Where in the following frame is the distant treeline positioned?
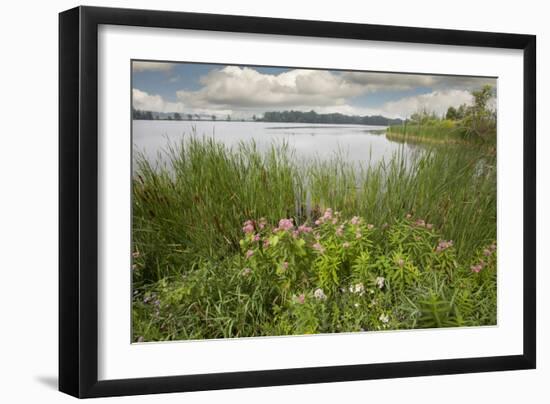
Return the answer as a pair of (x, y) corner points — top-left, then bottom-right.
(261, 110), (402, 126)
(133, 108), (402, 126)
(132, 109), (225, 121)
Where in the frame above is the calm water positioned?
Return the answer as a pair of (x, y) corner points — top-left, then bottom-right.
(133, 120), (417, 168)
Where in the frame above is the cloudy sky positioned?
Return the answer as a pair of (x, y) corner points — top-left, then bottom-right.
(132, 60), (496, 120)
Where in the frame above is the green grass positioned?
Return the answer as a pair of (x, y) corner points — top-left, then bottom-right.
(387, 120), (495, 146)
(132, 136), (497, 341)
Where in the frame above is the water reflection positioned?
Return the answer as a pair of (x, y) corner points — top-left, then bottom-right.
(132, 120), (418, 169)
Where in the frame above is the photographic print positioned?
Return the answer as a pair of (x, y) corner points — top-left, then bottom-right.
(131, 60), (497, 342)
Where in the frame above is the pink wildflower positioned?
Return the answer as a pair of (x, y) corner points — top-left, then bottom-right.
(277, 218), (294, 231)
(296, 294), (305, 304)
(355, 232), (362, 239)
(397, 258), (404, 267)
(242, 220), (255, 234)
(242, 267), (252, 276)
(483, 248), (492, 256)
(471, 264), (482, 273)
(426, 223), (433, 230)
(322, 208), (333, 220)
(336, 225), (344, 236)
(298, 224), (313, 233)
(436, 240), (453, 253)
(253, 234), (261, 242)
(282, 261), (289, 270)
(313, 242), (325, 254)
(245, 249), (254, 259)
(343, 242), (350, 248)
(350, 216), (360, 225)
(367, 224), (374, 230)
(314, 219), (321, 225)
(406, 213), (412, 219)
(263, 239), (270, 248)
(415, 219), (426, 227)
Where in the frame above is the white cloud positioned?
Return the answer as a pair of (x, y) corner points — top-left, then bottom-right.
(176, 66), (364, 110)
(132, 89), (183, 113)
(133, 65), (494, 120)
(341, 72), (494, 92)
(132, 61), (175, 72)
(341, 72), (437, 91)
(172, 67), (493, 118)
(133, 87), (477, 120)
(380, 89), (474, 119)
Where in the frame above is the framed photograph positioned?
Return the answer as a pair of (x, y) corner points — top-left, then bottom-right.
(59, 6), (536, 398)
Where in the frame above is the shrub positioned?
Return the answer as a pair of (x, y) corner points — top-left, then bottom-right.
(132, 210), (497, 341)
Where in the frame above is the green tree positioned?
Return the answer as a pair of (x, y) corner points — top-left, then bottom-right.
(446, 106), (458, 120)
(462, 84), (496, 141)
(456, 104), (467, 120)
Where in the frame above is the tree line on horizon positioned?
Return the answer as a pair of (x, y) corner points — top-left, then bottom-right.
(260, 110), (403, 126)
(132, 108), (404, 126)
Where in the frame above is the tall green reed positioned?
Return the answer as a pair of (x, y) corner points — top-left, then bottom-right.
(132, 136), (496, 285)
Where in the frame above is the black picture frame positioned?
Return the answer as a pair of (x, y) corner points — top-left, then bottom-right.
(59, 5), (536, 398)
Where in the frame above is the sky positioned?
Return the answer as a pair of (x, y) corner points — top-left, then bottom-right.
(132, 60), (496, 120)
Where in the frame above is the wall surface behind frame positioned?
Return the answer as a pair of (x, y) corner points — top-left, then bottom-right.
(0, 0), (546, 403)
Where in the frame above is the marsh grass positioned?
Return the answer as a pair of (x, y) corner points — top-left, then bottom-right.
(387, 121), (496, 147)
(132, 136), (496, 340)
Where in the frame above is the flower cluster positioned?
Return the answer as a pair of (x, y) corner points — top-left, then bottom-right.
(406, 214), (433, 230)
(315, 208), (340, 225)
(471, 242), (497, 273)
(295, 293), (306, 304)
(470, 263), (483, 273)
(276, 218), (294, 232)
(435, 239), (454, 253)
(242, 219), (255, 234)
(349, 283), (365, 295)
(379, 313), (390, 324)
(298, 224), (313, 233)
(312, 242), (325, 254)
(314, 288), (327, 300)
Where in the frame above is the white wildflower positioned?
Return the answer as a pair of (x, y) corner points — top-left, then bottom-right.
(314, 288), (327, 300)
(349, 283), (365, 295)
(375, 276), (385, 289)
(379, 313), (390, 324)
